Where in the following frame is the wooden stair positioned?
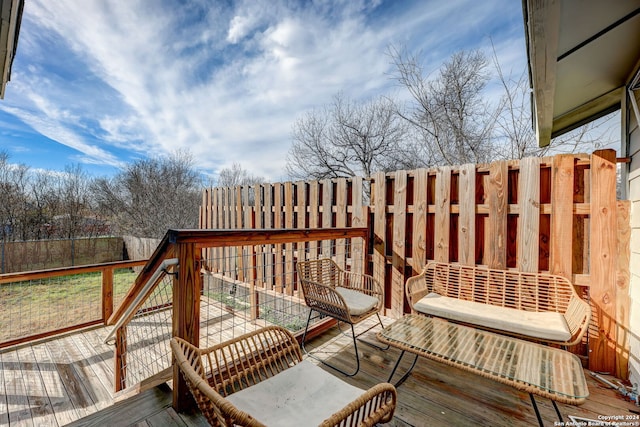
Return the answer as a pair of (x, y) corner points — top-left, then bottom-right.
(65, 383), (208, 427)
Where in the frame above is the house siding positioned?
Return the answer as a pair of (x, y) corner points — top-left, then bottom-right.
(627, 87), (640, 387)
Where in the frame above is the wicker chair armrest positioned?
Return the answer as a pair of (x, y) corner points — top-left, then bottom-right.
(562, 294), (592, 346)
(405, 268), (431, 311)
(319, 382), (397, 427)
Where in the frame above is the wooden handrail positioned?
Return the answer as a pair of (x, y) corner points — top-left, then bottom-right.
(107, 228), (367, 326)
(0, 259), (146, 284)
(167, 227), (368, 247)
(104, 257), (178, 343)
(108, 232), (176, 325)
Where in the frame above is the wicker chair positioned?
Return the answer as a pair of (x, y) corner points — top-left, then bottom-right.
(170, 326), (397, 427)
(297, 258), (386, 376)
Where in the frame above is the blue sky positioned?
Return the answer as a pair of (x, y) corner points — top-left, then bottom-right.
(0, 0), (527, 181)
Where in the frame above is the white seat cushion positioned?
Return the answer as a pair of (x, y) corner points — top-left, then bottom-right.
(336, 287), (378, 316)
(413, 293), (572, 342)
(225, 360), (364, 427)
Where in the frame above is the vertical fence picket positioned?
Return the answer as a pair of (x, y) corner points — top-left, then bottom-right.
(458, 164), (476, 265)
(434, 166), (451, 262)
(274, 183), (284, 293)
(589, 149), (618, 373)
(216, 188), (224, 273)
(351, 176), (365, 274)
(550, 154), (574, 278)
(372, 172), (387, 313)
(518, 157), (540, 273)
(309, 181), (319, 260)
(236, 186), (244, 281)
(487, 161), (508, 269)
(284, 182), (294, 296)
(224, 187), (232, 276)
(201, 189), (209, 266)
(254, 184), (264, 289)
(321, 179), (333, 258)
(391, 171), (407, 318)
(412, 169), (428, 274)
(296, 181), (307, 298)
(336, 178), (347, 269)
(264, 183), (273, 290)
(616, 200), (631, 379)
(244, 186), (253, 279)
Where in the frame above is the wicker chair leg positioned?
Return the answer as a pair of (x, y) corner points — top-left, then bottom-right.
(301, 309), (362, 377)
(354, 313), (390, 351)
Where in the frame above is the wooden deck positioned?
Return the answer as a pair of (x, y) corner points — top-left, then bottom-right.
(1, 316), (637, 426)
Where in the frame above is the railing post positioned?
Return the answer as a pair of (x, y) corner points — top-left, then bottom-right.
(114, 326), (126, 392)
(172, 242), (201, 412)
(102, 266), (114, 323)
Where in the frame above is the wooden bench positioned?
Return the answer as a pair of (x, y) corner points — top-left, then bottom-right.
(405, 262), (591, 346)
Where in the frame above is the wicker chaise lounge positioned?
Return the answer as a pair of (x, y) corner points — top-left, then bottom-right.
(170, 326), (397, 427)
(405, 261), (591, 346)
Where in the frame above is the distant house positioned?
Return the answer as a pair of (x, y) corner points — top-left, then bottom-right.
(0, 0), (23, 99)
(523, 0), (640, 385)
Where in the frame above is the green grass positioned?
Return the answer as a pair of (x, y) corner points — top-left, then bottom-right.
(0, 268), (137, 342)
(205, 288), (307, 332)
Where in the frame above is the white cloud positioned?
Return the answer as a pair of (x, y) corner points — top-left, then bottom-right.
(2, 106), (124, 167)
(3, 0), (526, 180)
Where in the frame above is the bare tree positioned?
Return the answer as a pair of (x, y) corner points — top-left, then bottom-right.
(25, 170), (59, 240)
(93, 150), (202, 238)
(491, 46), (615, 160)
(286, 93), (408, 180)
(217, 162), (264, 187)
(0, 153), (98, 241)
(0, 151), (29, 241)
(389, 46), (497, 167)
(53, 164), (97, 238)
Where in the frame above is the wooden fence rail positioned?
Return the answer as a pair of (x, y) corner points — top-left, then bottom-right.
(200, 150), (631, 378)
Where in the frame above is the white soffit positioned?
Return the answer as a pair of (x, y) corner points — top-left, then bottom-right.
(524, 1), (640, 146)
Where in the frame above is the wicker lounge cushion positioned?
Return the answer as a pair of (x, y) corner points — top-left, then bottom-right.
(413, 293), (572, 342)
(336, 287), (379, 316)
(225, 359), (364, 427)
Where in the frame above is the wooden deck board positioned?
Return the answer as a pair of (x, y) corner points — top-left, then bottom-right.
(1, 315), (638, 427)
(0, 351), (9, 426)
(2, 348), (34, 426)
(15, 346), (57, 426)
(45, 339), (96, 419)
(30, 342), (79, 425)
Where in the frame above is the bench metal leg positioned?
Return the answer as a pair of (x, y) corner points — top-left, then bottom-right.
(551, 400), (564, 423)
(387, 350), (420, 387)
(529, 394), (564, 427)
(529, 394), (544, 426)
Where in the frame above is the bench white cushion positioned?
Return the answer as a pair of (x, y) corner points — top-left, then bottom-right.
(413, 293), (572, 342)
(226, 360), (363, 427)
(336, 287), (378, 316)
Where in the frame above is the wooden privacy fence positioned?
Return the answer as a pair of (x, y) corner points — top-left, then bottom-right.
(0, 236), (124, 273)
(200, 149), (630, 378)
